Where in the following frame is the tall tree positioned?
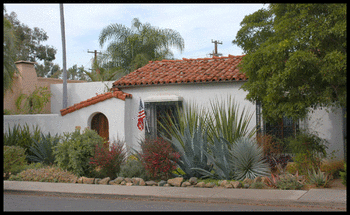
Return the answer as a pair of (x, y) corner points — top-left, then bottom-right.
(99, 18), (185, 74)
(232, 4), (346, 122)
(3, 8), (19, 94)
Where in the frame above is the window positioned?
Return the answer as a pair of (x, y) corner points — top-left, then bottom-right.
(256, 101), (299, 147)
(144, 101), (182, 140)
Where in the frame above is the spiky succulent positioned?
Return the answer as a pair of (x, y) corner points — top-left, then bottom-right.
(231, 137), (270, 181)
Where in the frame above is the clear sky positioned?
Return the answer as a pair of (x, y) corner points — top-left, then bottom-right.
(4, 3), (268, 70)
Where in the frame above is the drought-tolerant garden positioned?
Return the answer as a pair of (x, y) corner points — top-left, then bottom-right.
(4, 97), (346, 190)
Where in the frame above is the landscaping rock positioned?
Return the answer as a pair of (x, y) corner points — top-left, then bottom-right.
(181, 182), (191, 187)
(77, 177), (86, 183)
(189, 177), (198, 185)
(98, 177), (110, 185)
(114, 177), (124, 185)
(164, 184), (171, 187)
(253, 176), (262, 183)
(158, 180), (167, 187)
(167, 177), (183, 187)
(205, 182), (215, 188)
(83, 177), (95, 184)
(120, 181), (126, 185)
(220, 180), (228, 187)
(139, 178), (146, 186)
(243, 178), (253, 185)
(145, 181), (157, 186)
(108, 179), (118, 185)
(132, 177), (142, 185)
(225, 184), (233, 189)
(124, 177), (132, 183)
(195, 182), (206, 188)
(231, 181), (242, 188)
(126, 182), (133, 186)
(94, 178), (101, 184)
(244, 183), (250, 189)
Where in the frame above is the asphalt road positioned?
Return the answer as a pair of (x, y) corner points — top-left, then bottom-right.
(4, 192), (342, 211)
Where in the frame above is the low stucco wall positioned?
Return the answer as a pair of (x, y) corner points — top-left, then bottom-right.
(3, 97), (126, 144)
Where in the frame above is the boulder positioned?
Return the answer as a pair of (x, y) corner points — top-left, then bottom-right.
(230, 181), (242, 188)
(77, 177), (86, 184)
(181, 182), (191, 187)
(225, 184), (233, 189)
(126, 182), (133, 186)
(194, 182), (206, 188)
(164, 184), (171, 187)
(114, 177), (125, 184)
(139, 178), (146, 186)
(167, 177), (183, 187)
(243, 178), (253, 185)
(120, 181), (126, 185)
(158, 180), (167, 187)
(219, 180), (228, 187)
(98, 177), (110, 185)
(145, 181), (157, 186)
(124, 177), (132, 183)
(83, 177), (95, 184)
(205, 182), (215, 188)
(132, 177), (142, 185)
(253, 176), (262, 183)
(189, 177), (198, 185)
(94, 178), (101, 184)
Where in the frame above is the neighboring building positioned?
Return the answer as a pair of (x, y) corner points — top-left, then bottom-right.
(3, 61), (86, 114)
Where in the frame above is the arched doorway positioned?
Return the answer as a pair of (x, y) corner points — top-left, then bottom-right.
(91, 113), (109, 141)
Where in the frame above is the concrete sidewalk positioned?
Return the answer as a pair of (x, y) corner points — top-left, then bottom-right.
(3, 180), (347, 209)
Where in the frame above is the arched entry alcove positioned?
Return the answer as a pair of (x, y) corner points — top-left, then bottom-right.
(90, 112), (109, 141)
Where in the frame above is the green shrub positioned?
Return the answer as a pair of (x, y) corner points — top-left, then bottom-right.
(340, 163), (346, 186)
(286, 131), (328, 175)
(119, 159), (150, 181)
(27, 133), (61, 165)
(276, 173), (304, 190)
(9, 165), (78, 183)
(3, 146), (27, 179)
(53, 128), (105, 177)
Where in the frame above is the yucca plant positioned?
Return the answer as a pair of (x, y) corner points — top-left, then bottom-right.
(206, 95), (255, 149)
(163, 121), (213, 179)
(231, 137), (270, 181)
(27, 133), (61, 165)
(308, 168), (331, 188)
(158, 102), (206, 148)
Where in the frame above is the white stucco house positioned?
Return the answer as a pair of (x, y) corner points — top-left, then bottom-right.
(4, 55), (346, 160)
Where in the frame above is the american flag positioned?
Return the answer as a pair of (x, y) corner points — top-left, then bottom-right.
(137, 99), (146, 131)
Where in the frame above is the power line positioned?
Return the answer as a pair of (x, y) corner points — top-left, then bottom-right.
(87, 49), (101, 74)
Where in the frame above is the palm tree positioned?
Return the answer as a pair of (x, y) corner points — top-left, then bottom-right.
(99, 18), (185, 74)
(3, 13), (19, 95)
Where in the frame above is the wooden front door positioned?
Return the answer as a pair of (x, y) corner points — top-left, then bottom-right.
(91, 113), (109, 141)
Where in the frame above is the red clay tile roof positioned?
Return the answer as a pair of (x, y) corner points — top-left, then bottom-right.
(113, 55), (246, 88)
(60, 89), (132, 116)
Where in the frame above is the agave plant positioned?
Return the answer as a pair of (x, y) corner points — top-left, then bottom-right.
(308, 168), (331, 187)
(162, 121), (213, 179)
(196, 135), (234, 179)
(27, 133), (61, 165)
(231, 137), (270, 181)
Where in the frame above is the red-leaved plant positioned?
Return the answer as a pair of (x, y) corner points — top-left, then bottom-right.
(89, 141), (126, 179)
(140, 137), (180, 181)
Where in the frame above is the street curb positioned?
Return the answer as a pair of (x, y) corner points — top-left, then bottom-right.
(3, 181), (346, 210)
(4, 187), (346, 210)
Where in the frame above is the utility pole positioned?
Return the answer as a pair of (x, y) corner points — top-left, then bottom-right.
(88, 50), (101, 74)
(209, 39), (223, 57)
(60, 4), (67, 109)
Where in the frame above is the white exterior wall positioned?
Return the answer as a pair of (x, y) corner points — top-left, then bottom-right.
(51, 81), (114, 114)
(121, 81), (257, 152)
(305, 107), (345, 160)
